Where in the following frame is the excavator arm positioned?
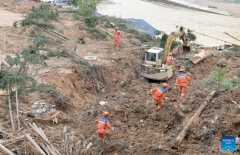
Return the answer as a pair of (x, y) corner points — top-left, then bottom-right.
(163, 27), (188, 63)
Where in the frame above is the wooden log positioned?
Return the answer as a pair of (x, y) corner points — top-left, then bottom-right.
(25, 134), (46, 155)
(231, 100), (240, 109)
(0, 144), (14, 155)
(0, 33), (33, 39)
(173, 91), (216, 148)
(48, 29), (70, 40)
(42, 29), (66, 41)
(0, 135), (25, 145)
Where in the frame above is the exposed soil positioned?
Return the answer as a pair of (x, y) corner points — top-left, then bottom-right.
(0, 1), (240, 155)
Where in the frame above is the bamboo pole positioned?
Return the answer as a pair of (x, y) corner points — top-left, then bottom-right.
(0, 144), (14, 155)
(8, 81), (15, 131)
(15, 82), (20, 130)
(224, 32), (240, 42)
(29, 123), (60, 155)
(190, 30), (240, 47)
(63, 126), (68, 155)
(40, 143), (50, 155)
(1, 38), (5, 70)
(25, 134), (46, 155)
(173, 91), (216, 148)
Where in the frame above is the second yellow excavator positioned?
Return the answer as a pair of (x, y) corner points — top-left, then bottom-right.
(141, 26), (190, 80)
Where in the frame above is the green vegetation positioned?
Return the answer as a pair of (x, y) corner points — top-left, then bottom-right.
(187, 29), (196, 42)
(13, 21), (17, 28)
(0, 35), (61, 94)
(201, 67), (240, 91)
(72, 0), (99, 28)
(185, 60), (193, 71)
(37, 83), (56, 93)
(20, 4), (59, 29)
(90, 28), (107, 39)
(160, 33), (181, 50)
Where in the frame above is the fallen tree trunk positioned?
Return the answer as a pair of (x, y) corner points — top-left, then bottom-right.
(173, 90), (216, 148)
(0, 33), (33, 39)
(0, 144), (14, 155)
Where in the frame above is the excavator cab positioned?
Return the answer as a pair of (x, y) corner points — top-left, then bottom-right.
(141, 47), (176, 80)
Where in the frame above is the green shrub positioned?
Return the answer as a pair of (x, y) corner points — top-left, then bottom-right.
(91, 28), (107, 39)
(201, 67), (240, 91)
(155, 30), (162, 35)
(201, 67), (226, 90)
(185, 60), (193, 71)
(84, 16), (98, 28)
(187, 29), (196, 42)
(20, 4), (58, 29)
(13, 21), (17, 28)
(37, 83), (56, 93)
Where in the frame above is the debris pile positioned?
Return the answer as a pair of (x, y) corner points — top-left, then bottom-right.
(0, 0), (240, 154)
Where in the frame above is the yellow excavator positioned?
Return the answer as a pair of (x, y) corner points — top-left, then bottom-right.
(141, 26), (190, 80)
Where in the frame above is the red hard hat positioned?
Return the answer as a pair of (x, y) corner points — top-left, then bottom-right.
(179, 69), (184, 72)
(117, 31), (121, 34)
(162, 83), (167, 88)
(169, 53), (172, 56)
(115, 27), (118, 29)
(103, 111), (109, 117)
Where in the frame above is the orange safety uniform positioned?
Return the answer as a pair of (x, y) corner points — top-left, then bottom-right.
(116, 34), (120, 49)
(175, 73), (191, 98)
(166, 55), (173, 65)
(95, 117), (112, 140)
(114, 30), (118, 44)
(148, 86), (166, 110)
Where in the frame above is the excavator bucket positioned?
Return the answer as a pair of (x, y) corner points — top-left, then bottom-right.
(182, 45), (190, 54)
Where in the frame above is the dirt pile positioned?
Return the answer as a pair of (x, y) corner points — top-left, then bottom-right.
(0, 0), (240, 155)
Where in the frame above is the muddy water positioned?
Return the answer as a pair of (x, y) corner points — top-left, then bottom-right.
(97, 0), (240, 46)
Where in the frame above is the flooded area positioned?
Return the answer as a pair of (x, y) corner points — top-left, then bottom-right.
(97, 0), (240, 46)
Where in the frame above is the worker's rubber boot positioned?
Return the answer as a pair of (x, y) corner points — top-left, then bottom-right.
(180, 96), (183, 102)
(156, 105), (162, 111)
(104, 134), (109, 140)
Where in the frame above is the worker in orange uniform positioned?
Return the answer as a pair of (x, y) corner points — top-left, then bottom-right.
(95, 111), (114, 142)
(116, 31), (121, 50)
(147, 83), (168, 111)
(166, 53), (174, 65)
(175, 69), (191, 101)
(113, 27), (118, 45)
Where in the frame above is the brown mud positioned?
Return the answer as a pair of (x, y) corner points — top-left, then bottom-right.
(0, 1), (240, 155)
